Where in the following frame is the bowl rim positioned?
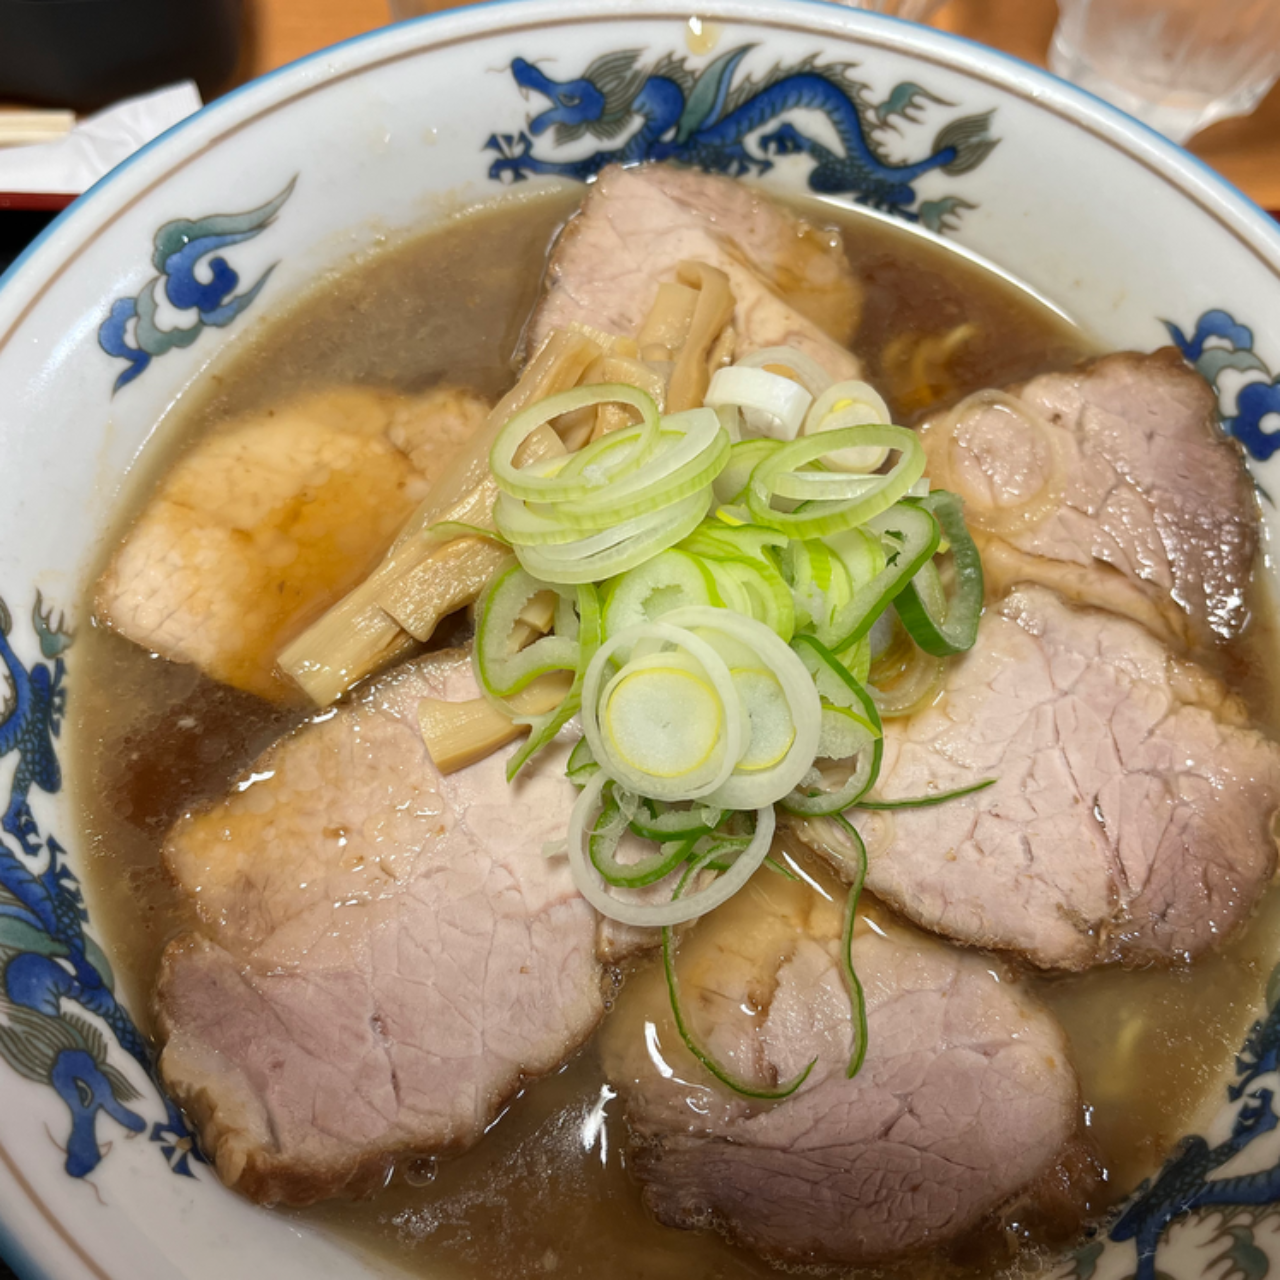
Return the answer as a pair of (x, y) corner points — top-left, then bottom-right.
(3, 0), (1280, 328)
(3, 2), (1280, 1277)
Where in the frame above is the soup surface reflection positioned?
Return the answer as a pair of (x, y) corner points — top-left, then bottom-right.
(72, 187), (1280, 1279)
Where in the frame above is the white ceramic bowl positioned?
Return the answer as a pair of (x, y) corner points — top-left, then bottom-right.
(3, 4), (1280, 1278)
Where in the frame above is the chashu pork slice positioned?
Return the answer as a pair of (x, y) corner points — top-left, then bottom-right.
(921, 349), (1258, 649)
(155, 649), (604, 1205)
(601, 874), (1083, 1265)
(529, 164), (862, 379)
(793, 585), (1280, 971)
(97, 384), (489, 702)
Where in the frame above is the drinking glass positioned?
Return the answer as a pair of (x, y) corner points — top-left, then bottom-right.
(1050, 0), (1280, 144)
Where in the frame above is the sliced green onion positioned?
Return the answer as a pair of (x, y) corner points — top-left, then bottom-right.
(733, 346), (833, 397)
(731, 667), (797, 772)
(602, 549), (719, 652)
(893, 491), (984, 657)
(663, 887), (816, 1100)
(664, 607), (821, 810)
(543, 411), (728, 528)
(582, 622), (743, 801)
(705, 365), (813, 441)
(823, 503), (941, 652)
(494, 417), (725, 539)
(491, 383), (659, 501)
(628, 798), (725, 842)
(475, 563), (578, 699)
(712, 438), (783, 506)
(856, 777), (997, 809)
(603, 655), (724, 780)
(823, 526), (887, 589)
(701, 556), (795, 641)
(505, 582), (602, 780)
(495, 402), (728, 586)
(566, 735), (600, 785)
(832, 814), (869, 1079)
(817, 704), (877, 761)
(680, 516), (788, 566)
(746, 426), (925, 538)
(511, 488), (712, 585)
(803, 381), (893, 473)
(566, 771), (775, 926)
(589, 785), (693, 887)
(782, 635), (883, 816)
(835, 634), (872, 685)
(783, 539), (852, 638)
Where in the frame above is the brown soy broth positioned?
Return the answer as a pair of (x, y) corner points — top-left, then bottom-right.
(67, 181), (1277, 1278)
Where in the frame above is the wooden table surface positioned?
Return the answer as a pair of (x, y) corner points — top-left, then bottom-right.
(235, 0), (1280, 209)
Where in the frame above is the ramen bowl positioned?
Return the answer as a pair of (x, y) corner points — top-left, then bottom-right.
(2, 3), (1280, 1278)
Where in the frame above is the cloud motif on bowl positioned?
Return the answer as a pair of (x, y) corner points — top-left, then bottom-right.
(1167, 310), (1280, 461)
(485, 46), (998, 231)
(97, 179), (294, 393)
(0, 594), (202, 1181)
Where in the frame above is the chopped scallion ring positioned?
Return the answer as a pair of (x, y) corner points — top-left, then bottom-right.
(803, 380), (894, 473)
(662, 606), (821, 810)
(893, 491), (985, 657)
(475, 563), (578, 699)
(856, 777), (997, 809)
(733, 346), (834, 398)
(566, 771), (775, 926)
(705, 365), (813, 442)
(491, 383), (660, 502)
(782, 635), (883, 816)
(581, 622), (743, 801)
(602, 549), (720, 654)
(822, 504), (941, 652)
(603, 657), (724, 780)
(504, 581), (601, 781)
(746, 426), (926, 538)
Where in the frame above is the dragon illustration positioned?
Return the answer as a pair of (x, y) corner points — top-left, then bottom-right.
(0, 593), (201, 1178)
(486, 46), (997, 228)
(1108, 968), (1280, 1280)
(0, 593), (69, 855)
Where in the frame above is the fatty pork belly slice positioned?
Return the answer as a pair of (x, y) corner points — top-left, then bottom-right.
(529, 163), (862, 379)
(97, 384), (489, 702)
(154, 650), (603, 1205)
(794, 585), (1280, 971)
(601, 875), (1081, 1266)
(921, 349), (1257, 649)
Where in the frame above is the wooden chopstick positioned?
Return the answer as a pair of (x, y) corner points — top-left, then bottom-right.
(0, 109), (77, 148)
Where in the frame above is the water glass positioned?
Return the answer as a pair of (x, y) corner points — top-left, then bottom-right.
(1050, 0), (1280, 144)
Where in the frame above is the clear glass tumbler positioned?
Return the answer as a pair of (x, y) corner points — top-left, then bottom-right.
(1050, 0), (1280, 144)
